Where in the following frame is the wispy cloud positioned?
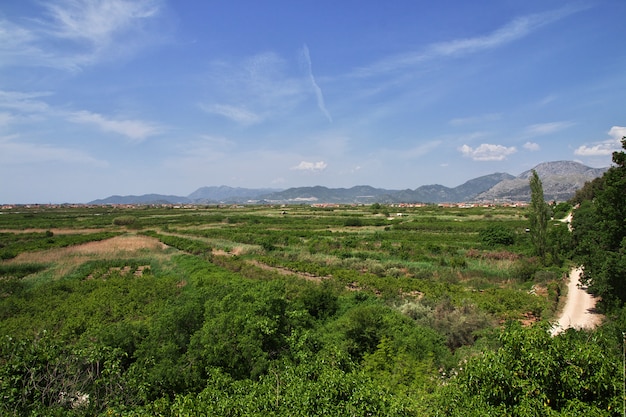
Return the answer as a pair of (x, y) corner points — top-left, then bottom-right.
(42, 0), (160, 46)
(205, 52), (308, 125)
(0, 90), (161, 141)
(0, 112), (15, 127)
(1, 0), (164, 71)
(382, 140), (442, 160)
(291, 161), (328, 172)
(459, 143), (517, 161)
(0, 135), (107, 166)
(0, 90), (53, 113)
(354, 6), (585, 77)
(574, 126), (626, 156)
(524, 121), (574, 136)
(449, 113), (501, 126)
(68, 110), (163, 141)
(199, 104), (262, 125)
(300, 44), (332, 123)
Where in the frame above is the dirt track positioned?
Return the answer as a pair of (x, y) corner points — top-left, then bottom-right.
(551, 267), (603, 336)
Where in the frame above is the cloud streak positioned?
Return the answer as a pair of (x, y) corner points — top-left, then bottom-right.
(0, 135), (107, 167)
(200, 103), (262, 125)
(68, 111), (163, 141)
(301, 44), (332, 123)
(524, 121), (574, 136)
(0, 90), (162, 141)
(354, 5), (585, 77)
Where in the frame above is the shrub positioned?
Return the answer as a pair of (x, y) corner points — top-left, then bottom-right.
(479, 225), (515, 247)
(112, 216), (137, 226)
(344, 217), (363, 227)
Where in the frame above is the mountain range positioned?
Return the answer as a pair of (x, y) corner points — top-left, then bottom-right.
(88, 161), (608, 205)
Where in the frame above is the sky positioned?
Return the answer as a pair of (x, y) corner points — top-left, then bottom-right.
(1, 0), (625, 203)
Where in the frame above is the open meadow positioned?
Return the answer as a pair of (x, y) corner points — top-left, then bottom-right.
(0, 204), (622, 416)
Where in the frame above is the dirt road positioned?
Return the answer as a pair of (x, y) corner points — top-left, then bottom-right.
(551, 267), (604, 336)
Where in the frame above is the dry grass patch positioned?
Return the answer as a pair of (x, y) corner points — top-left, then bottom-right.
(4, 234), (170, 279)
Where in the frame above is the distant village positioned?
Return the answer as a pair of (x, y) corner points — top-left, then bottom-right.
(1, 201), (530, 211)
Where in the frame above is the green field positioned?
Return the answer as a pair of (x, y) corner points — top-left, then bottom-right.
(0, 204), (622, 416)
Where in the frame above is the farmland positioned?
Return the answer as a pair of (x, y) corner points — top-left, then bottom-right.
(0, 204), (622, 416)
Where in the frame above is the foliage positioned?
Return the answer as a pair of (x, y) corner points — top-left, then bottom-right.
(573, 137), (626, 309)
(436, 322), (621, 416)
(480, 224), (515, 247)
(0, 332), (130, 416)
(569, 175), (605, 205)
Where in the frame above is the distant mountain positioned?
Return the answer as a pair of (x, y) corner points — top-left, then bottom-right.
(476, 161), (608, 202)
(88, 161), (607, 205)
(188, 186), (281, 203)
(258, 173), (515, 204)
(89, 194), (191, 205)
(410, 172), (515, 203)
(259, 185), (396, 204)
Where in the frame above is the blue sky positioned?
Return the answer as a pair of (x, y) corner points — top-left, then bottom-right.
(1, 0), (625, 203)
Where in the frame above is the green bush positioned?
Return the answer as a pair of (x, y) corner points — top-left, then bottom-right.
(479, 225), (515, 247)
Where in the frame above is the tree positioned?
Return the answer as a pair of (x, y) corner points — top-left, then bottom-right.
(574, 137), (626, 308)
(528, 170), (550, 261)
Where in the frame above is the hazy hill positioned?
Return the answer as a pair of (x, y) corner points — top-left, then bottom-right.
(89, 194), (191, 205)
(88, 161), (607, 205)
(259, 186), (395, 204)
(188, 186), (281, 203)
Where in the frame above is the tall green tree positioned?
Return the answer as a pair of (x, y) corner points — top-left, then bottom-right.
(528, 169), (550, 261)
(574, 137), (626, 308)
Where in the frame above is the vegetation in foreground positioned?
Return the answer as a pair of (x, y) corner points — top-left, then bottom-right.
(1, 139), (625, 416)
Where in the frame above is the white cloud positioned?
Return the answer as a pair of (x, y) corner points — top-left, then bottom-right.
(68, 110), (162, 141)
(199, 103), (262, 125)
(574, 126), (626, 156)
(300, 44), (332, 122)
(523, 142), (540, 151)
(459, 143), (517, 161)
(525, 121), (573, 136)
(291, 161), (328, 172)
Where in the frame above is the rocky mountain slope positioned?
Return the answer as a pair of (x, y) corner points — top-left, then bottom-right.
(476, 161), (607, 202)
